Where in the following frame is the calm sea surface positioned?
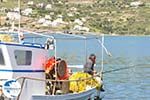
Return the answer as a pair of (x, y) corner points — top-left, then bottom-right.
(25, 35), (150, 100)
(101, 36), (150, 100)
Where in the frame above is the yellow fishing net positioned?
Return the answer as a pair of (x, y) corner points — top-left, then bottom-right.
(69, 72), (101, 93)
(0, 34), (14, 42)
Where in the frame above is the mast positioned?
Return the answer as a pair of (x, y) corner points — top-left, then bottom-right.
(101, 34), (104, 74)
(18, 0), (21, 42)
(85, 37), (87, 64)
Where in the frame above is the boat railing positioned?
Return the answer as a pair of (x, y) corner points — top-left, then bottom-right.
(16, 72), (102, 100)
(16, 73), (101, 82)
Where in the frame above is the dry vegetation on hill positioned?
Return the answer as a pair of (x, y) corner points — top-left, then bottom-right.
(0, 0), (150, 35)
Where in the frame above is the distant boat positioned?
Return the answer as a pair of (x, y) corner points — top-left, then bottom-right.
(0, 31), (108, 100)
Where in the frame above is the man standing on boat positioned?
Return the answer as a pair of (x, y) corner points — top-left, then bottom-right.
(84, 54), (96, 75)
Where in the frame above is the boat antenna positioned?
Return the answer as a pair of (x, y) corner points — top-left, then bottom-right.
(85, 37), (87, 64)
(17, 0), (21, 42)
(101, 34), (104, 73)
(98, 34), (112, 75)
(100, 34), (104, 76)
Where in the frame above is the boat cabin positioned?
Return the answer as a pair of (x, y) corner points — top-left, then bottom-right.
(0, 42), (48, 100)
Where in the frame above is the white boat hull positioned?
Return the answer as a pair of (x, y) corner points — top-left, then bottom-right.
(32, 88), (97, 100)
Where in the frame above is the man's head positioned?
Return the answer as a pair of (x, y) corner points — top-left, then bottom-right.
(89, 54), (96, 63)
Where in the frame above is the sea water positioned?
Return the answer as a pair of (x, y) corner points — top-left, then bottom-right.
(102, 36), (150, 100)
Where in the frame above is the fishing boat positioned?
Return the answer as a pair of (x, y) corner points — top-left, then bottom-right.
(0, 30), (111, 100)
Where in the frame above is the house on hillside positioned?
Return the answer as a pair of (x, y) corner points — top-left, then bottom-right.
(130, 1), (144, 7)
(67, 0), (96, 4)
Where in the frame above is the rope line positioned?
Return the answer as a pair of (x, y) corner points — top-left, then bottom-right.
(102, 63), (148, 74)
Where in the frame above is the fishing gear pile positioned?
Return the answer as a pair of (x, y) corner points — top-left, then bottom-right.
(69, 72), (101, 93)
(0, 34), (14, 42)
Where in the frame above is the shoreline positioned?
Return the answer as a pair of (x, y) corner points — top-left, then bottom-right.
(0, 26), (149, 37)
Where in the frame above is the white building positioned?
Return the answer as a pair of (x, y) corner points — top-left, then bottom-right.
(130, 1), (144, 7)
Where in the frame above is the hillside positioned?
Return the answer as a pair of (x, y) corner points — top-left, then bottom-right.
(0, 0), (150, 35)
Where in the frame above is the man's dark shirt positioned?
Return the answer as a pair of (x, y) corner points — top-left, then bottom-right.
(84, 59), (94, 75)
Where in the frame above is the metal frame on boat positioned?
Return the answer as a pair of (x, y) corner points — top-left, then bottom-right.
(0, 31), (111, 100)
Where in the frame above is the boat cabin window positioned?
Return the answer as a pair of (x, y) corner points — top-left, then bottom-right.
(0, 48), (5, 65)
(14, 50), (32, 65)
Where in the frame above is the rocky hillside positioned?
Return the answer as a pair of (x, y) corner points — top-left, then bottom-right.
(0, 0), (150, 35)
